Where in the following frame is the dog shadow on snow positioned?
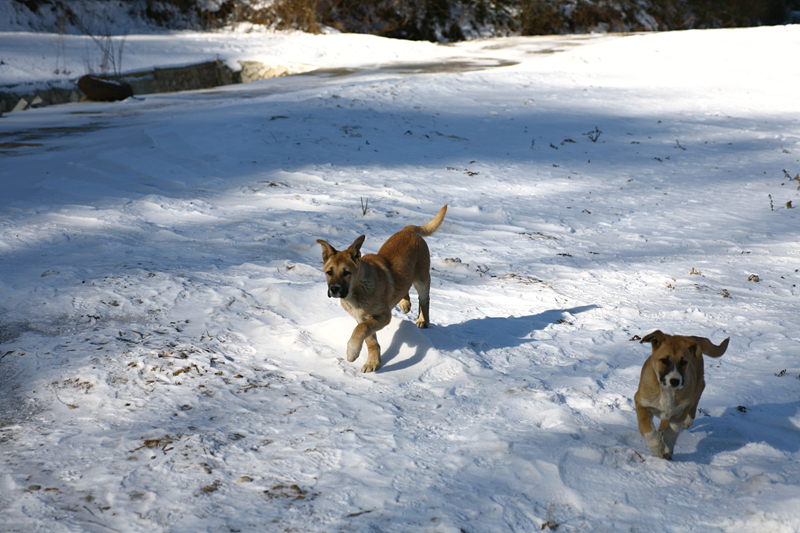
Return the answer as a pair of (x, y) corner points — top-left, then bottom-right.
(378, 305), (597, 373)
(677, 400), (800, 462)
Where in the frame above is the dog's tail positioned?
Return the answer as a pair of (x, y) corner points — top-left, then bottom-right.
(411, 205), (447, 237)
(690, 336), (729, 358)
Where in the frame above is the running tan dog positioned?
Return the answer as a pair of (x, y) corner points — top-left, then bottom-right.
(317, 206), (447, 373)
(635, 330), (729, 459)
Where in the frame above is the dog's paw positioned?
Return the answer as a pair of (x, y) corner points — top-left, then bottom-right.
(346, 341), (362, 362)
(644, 431), (669, 458)
(399, 299), (412, 313)
(682, 416), (694, 429)
(361, 360), (380, 373)
(654, 443), (673, 459)
(415, 317), (429, 329)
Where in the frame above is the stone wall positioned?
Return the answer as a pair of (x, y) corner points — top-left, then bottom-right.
(119, 60), (240, 96)
(0, 84), (82, 115)
(1, 60), (309, 115)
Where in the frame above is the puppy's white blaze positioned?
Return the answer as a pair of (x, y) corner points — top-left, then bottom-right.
(662, 368), (683, 389)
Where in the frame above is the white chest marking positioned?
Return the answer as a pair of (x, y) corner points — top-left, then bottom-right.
(642, 388), (687, 420)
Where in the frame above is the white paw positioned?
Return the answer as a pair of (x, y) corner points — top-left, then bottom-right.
(416, 317), (429, 329)
(644, 431), (669, 458)
(346, 341), (361, 362)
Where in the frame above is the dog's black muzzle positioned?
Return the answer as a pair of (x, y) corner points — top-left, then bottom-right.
(327, 285), (347, 298)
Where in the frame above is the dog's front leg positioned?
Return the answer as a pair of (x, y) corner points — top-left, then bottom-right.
(347, 313), (391, 371)
(659, 419), (683, 460)
(346, 321), (370, 362)
(636, 403), (669, 459)
(681, 399), (700, 430)
(361, 334), (381, 373)
(346, 334), (363, 363)
(643, 429), (669, 459)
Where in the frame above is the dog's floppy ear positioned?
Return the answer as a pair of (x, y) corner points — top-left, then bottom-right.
(316, 239), (337, 263)
(641, 330), (666, 349)
(348, 235), (366, 263)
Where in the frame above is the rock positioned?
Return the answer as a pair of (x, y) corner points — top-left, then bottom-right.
(237, 61), (312, 83)
(77, 75), (134, 102)
(12, 98), (28, 112)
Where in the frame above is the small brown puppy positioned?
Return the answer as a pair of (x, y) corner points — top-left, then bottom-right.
(635, 330), (729, 459)
(317, 206), (447, 373)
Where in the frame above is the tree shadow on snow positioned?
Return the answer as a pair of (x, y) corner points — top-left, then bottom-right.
(678, 400), (800, 462)
(378, 304), (597, 372)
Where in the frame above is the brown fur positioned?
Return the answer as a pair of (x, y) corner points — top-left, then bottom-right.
(317, 206), (447, 372)
(634, 330), (729, 459)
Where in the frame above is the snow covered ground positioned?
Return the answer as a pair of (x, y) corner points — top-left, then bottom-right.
(1, 21), (800, 533)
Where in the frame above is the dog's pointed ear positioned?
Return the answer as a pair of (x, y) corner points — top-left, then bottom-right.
(688, 342), (703, 361)
(348, 235), (366, 263)
(641, 330), (666, 350)
(317, 239), (337, 263)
